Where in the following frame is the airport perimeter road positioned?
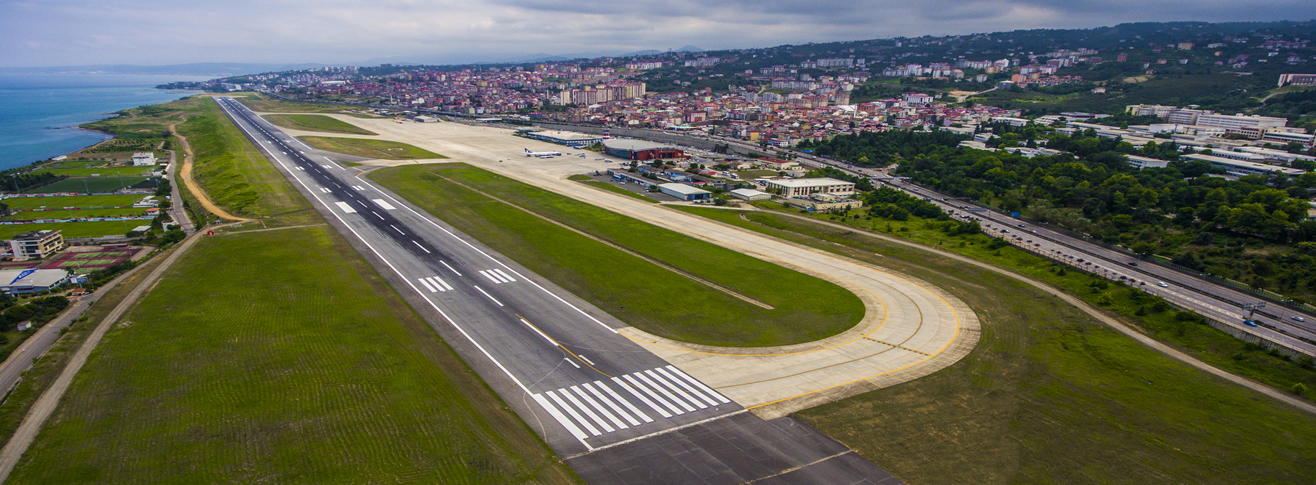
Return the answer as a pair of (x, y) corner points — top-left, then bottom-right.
(216, 98), (900, 484)
(702, 134), (1316, 356)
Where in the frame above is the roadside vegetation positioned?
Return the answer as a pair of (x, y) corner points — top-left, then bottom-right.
(370, 163), (864, 347)
(676, 205), (1316, 483)
(300, 136), (442, 160)
(261, 114), (377, 135)
(6, 225), (576, 484)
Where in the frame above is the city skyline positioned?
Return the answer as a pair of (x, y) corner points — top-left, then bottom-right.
(1, 0), (1311, 68)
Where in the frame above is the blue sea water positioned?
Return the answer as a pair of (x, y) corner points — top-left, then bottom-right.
(0, 74), (212, 171)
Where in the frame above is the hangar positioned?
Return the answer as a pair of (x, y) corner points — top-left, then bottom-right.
(0, 268), (70, 295)
(602, 139), (685, 161)
(658, 183), (711, 201)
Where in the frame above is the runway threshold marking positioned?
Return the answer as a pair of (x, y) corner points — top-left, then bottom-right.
(533, 367), (729, 440)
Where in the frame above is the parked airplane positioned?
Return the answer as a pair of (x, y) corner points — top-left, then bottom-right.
(525, 148), (562, 157)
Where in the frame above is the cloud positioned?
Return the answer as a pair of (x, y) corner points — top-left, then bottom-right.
(0, 0), (1307, 67)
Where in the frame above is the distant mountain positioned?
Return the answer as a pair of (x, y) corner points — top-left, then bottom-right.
(0, 62), (329, 77)
(675, 45), (704, 53)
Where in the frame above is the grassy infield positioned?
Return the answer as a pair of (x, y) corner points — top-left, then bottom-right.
(672, 205), (1316, 483)
(262, 114), (378, 135)
(371, 165), (862, 347)
(4, 97), (576, 484)
(300, 136), (443, 160)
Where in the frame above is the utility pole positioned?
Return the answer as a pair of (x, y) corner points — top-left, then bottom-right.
(1242, 302), (1267, 320)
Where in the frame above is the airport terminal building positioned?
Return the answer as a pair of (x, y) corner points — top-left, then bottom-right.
(523, 130), (603, 148)
(602, 139), (685, 161)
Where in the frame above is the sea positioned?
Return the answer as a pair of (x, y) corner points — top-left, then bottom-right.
(0, 73), (213, 171)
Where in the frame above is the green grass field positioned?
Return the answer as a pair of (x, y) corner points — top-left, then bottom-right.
(0, 221), (136, 239)
(301, 136), (443, 160)
(3, 208), (147, 222)
(262, 114), (377, 135)
(1, 195), (142, 210)
(370, 164), (863, 347)
(6, 226), (576, 484)
(675, 206), (1316, 483)
(32, 166), (156, 178)
(567, 175), (658, 203)
(233, 94), (377, 118)
(23, 177), (156, 194)
(179, 98), (316, 225)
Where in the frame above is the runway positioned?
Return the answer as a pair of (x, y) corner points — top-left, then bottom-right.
(214, 97), (900, 484)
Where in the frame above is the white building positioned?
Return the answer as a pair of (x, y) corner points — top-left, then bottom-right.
(0, 268), (70, 295)
(1126, 155), (1170, 170)
(1181, 153), (1307, 177)
(132, 152), (156, 166)
(763, 177), (856, 198)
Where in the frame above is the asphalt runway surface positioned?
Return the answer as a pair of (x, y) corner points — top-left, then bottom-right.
(215, 97), (900, 484)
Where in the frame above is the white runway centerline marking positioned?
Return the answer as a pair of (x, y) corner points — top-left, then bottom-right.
(412, 240), (430, 253)
(440, 261), (462, 276)
(473, 285), (503, 306)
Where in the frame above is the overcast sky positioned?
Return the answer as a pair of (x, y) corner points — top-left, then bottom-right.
(0, 0), (1308, 67)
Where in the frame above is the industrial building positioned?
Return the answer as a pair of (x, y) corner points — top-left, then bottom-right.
(0, 268), (70, 295)
(8, 230), (64, 260)
(730, 188), (771, 201)
(523, 130), (603, 147)
(602, 140), (684, 161)
(658, 183), (711, 201)
(762, 177), (856, 198)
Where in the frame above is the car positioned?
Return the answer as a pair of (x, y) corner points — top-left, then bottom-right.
(1293, 316), (1307, 322)
(1243, 320), (1259, 327)
(1077, 258), (1085, 262)
(1157, 282), (1168, 287)
(1018, 224), (1025, 228)
(1127, 262), (1138, 266)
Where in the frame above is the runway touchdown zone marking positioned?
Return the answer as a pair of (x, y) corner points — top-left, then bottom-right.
(478, 269), (516, 284)
(417, 276), (454, 293)
(531, 366), (729, 439)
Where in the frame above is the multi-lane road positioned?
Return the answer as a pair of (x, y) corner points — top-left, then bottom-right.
(694, 133), (1316, 356)
(214, 98), (899, 484)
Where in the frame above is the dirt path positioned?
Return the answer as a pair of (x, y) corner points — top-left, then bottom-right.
(0, 230), (210, 482)
(168, 121), (249, 222)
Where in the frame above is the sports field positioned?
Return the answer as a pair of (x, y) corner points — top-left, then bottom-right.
(32, 167), (156, 178)
(676, 206), (1316, 484)
(1, 195), (142, 211)
(23, 177), (155, 194)
(6, 226), (575, 484)
(300, 136), (442, 160)
(2, 208), (146, 222)
(262, 114), (377, 135)
(370, 163), (863, 347)
(0, 221), (134, 239)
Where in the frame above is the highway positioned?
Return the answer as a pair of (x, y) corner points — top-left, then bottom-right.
(695, 133), (1316, 356)
(214, 97), (899, 484)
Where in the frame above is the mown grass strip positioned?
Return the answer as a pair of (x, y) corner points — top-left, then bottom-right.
(567, 175), (658, 203)
(262, 114), (377, 135)
(6, 226), (576, 484)
(370, 163), (862, 347)
(300, 136), (443, 160)
(675, 206), (1316, 484)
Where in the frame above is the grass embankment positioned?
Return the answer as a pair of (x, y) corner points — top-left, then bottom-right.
(300, 136), (442, 160)
(676, 206), (1316, 484)
(567, 175), (657, 203)
(6, 226), (576, 484)
(262, 114), (377, 135)
(370, 164), (862, 347)
(178, 98), (318, 227)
